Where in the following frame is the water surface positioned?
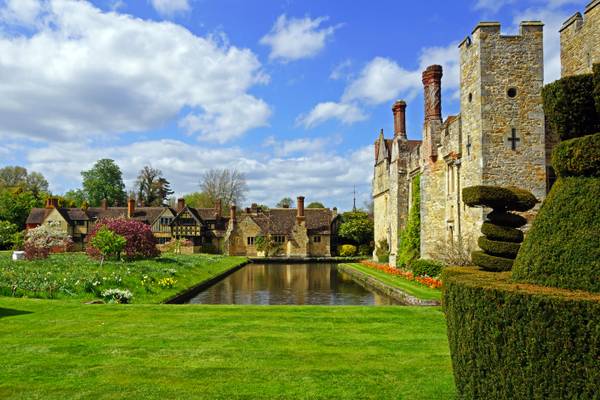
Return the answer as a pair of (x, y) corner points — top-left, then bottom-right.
(187, 263), (400, 305)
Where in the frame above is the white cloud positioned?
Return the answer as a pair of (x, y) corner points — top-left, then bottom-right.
(264, 135), (343, 157)
(150, 0), (190, 16)
(0, 0), (44, 26)
(330, 59), (353, 80)
(25, 139), (373, 210)
(0, 0), (270, 143)
(260, 14), (340, 62)
(296, 102), (367, 128)
(474, 0), (517, 13)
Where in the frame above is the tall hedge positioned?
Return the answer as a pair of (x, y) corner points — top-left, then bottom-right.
(594, 63), (600, 116)
(397, 174), (420, 267)
(543, 73), (599, 141)
(443, 267), (600, 399)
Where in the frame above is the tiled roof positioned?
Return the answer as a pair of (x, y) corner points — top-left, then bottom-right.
(25, 208), (52, 225)
(240, 208), (333, 236)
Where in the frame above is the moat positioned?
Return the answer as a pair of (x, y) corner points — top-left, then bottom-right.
(186, 263), (401, 305)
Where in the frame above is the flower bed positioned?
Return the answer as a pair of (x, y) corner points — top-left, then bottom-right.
(360, 260), (442, 289)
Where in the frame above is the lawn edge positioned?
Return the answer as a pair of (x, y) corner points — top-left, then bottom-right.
(338, 263), (440, 306)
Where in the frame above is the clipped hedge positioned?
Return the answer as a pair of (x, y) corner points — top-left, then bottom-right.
(462, 186), (537, 212)
(477, 236), (520, 258)
(481, 222), (523, 242)
(595, 64), (600, 115)
(551, 132), (600, 177)
(443, 267), (600, 399)
(486, 211), (527, 228)
(411, 259), (444, 278)
(542, 73), (599, 140)
(471, 251), (513, 272)
(513, 176), (600, 293)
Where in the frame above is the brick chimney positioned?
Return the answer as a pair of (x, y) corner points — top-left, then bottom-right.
(230, 204), (237, 226)
(128, 198), (135, 219)
(296, 196), (305, 224)
(215, 199), (222, 219)
(45, 197), (59, 209)
(422, 65), (443, 122)
(392, 100), (407, 139)
(101, 199), (108, 210)
(177, 198), (185, 212)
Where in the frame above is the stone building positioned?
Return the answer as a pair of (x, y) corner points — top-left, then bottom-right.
(373, 21), (550, 265)
(560, 0), (600, 78)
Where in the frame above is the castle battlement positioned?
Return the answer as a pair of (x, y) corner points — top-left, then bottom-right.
(560, 0), (600, 77)
(459, 21), (544, 50)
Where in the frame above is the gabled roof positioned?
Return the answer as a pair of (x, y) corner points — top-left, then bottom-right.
(25, 208), (52, 225)
(239, 208), (334, 236)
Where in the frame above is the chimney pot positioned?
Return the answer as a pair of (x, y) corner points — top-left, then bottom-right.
(392, 100), (407, 139)
(296, 196), (305, 223)
(422, 65), (443, 122)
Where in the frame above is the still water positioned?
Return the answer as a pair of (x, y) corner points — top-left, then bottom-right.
(187, 263), (400, 305)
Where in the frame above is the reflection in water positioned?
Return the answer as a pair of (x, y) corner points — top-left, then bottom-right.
(187, 263), (401, 305)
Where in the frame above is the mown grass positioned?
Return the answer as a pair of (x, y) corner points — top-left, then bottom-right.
(0, 297), (455, 399)
(0, 252), (247, 303)
(342, 263), (441, 301)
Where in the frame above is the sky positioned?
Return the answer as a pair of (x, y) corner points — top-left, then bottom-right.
(0, 0), (589, 210)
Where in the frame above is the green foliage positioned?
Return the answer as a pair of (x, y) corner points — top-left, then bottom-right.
(358, 244), (373, 256)
(443, 267), (600, 399)
(135, 166), (173, 206)
(595, 64), (600, 115)
(462, 185), (537, 212)
(90, 227), (127, 266)
(0, 221), (19, 250)
(339, 244), (357, 257)
(81, 159), (127, 207)
(551, 132), (600, 177)
(183, 191), (214, 209)
(481, 222), (523, 243)
(398, 175), (420, 267)
(543, 73), (599, 140)
(486, 211), (527, 228)
(471, 251), (513, 272)
(306, 201), (325, 208)
(63, 189), (88, 208)
(0, 166), (49, 196)
(411, 259), (444, 278)
(513, 176), (600, 293)
(375, 239), (389, 263)
(276, 197), (294, 208)
(337, 211), (373, 245)
(477, 236), (520, 258)
(0, 189), (43, 228)
(11, 230), (24, 250)
(255, 235), (280, 257)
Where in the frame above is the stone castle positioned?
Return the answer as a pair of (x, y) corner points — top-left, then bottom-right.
(373, 0), (600, 266)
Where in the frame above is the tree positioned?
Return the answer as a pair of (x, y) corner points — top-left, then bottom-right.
(24, 221), (73, 260)
(86, 218), (159, 260)
(81, 159), (126, 207)
(0, 166), (48, 196)
(276, 197), (294, 208)
(183, 191), (214, 208)
(155, 177), (174, 206)
(135, 166), (173, 206)
(338, 211), (374, 245)
(255, 235), (280, 257)
(25, 172), (49, 197)
(307, 201), (325, 208)
(63, 189), (88, 207)
(200, 169), (247, 207)
(0, 189), (43, 228)
(90, 227), (127, 267)
(0, 221), (19, 250)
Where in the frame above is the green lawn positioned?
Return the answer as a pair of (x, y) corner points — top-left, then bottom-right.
(0, 297), (455, 399)
(342, 263), (442, 302)
(0, 252), (247, 303)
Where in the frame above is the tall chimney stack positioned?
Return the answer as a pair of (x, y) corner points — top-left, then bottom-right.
(392, 100), (407, 139)
(128, 198), (135, 219)
(230, 205), (237, 225)
(296, 196), (305, 224)
(422, 65), (443, 122)
(177, 198), (185, 212)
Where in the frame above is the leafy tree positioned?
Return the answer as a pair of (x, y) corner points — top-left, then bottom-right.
(81, 159), (126, 207)
(25, 172), (49, 197)
(0, 189), (43, 228)
(0, 166), (28, 187)
(90, 227), (127, 267)
(0, 221), (19, 250)
(63, 189), (88, 207)
(135, 166), (173, 206)
(255, 235), (280, 257)
(183, 191), (214, 208)
(200, 168), (247, 207)
(307, 201), (325, 208)
(338, 211), (374, 246)
(276, 197), (294, 208)
(0, 166), (48, 196)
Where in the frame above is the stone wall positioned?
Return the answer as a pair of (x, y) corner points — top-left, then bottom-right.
(308, 234), (331, 257)
(560, 0), (600, 77)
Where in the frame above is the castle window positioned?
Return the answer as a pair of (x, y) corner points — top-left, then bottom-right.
(468, 93), (473, 103)
(313, 235), (322, 243)
(273, 235), (286, 244)
(247, 237), (255, 245)
(507, 87), (517, 98)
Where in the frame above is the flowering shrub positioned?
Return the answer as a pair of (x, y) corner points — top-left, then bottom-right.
(360, 260), (442, 289)
(339, 244), (357, 257)
(24, 221), (73, 260)
(101, 288), (133, 304)
(158, 277), (177, 288)
(86, 218), (159, 260)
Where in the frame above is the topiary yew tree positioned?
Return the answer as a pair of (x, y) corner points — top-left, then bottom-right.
(462, 185), (537, 272)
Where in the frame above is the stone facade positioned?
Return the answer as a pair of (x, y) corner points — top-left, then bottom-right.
(560, 0), (600, 77)
(374, 21), (550, 264)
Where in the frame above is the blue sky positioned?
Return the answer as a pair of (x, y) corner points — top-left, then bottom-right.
(0, 0), (588, 210)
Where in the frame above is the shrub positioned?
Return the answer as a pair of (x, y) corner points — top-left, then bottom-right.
(24, 221), (73, 260)
(358, 244), (373, 256)
(551, 132), (600, 177)
(471, 251), (513, 272)
(337, 211), (374, 246)
(398, 174), (420, 267)
(443, 267), (600, 399)
(89, 227), (127, 266)
(595, 63), (600, 115)
(86, 218), (159, 260)
(462, 186), (538, 212)
(0, 221), (18, 250)
(375, 239), (389, 263)
(477, 236), (520, 258)
(101, 288), (133, 304)
(255, 235), (280, 257)
(411, 259), (444, 277)
(542, 73), (599, 140)
(481, 221), (523, 242)
(486, 211), (527, 228)
(339, 244), (357, 257)
(513, 176), (600, 293)
(11, 230), (24, 250)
